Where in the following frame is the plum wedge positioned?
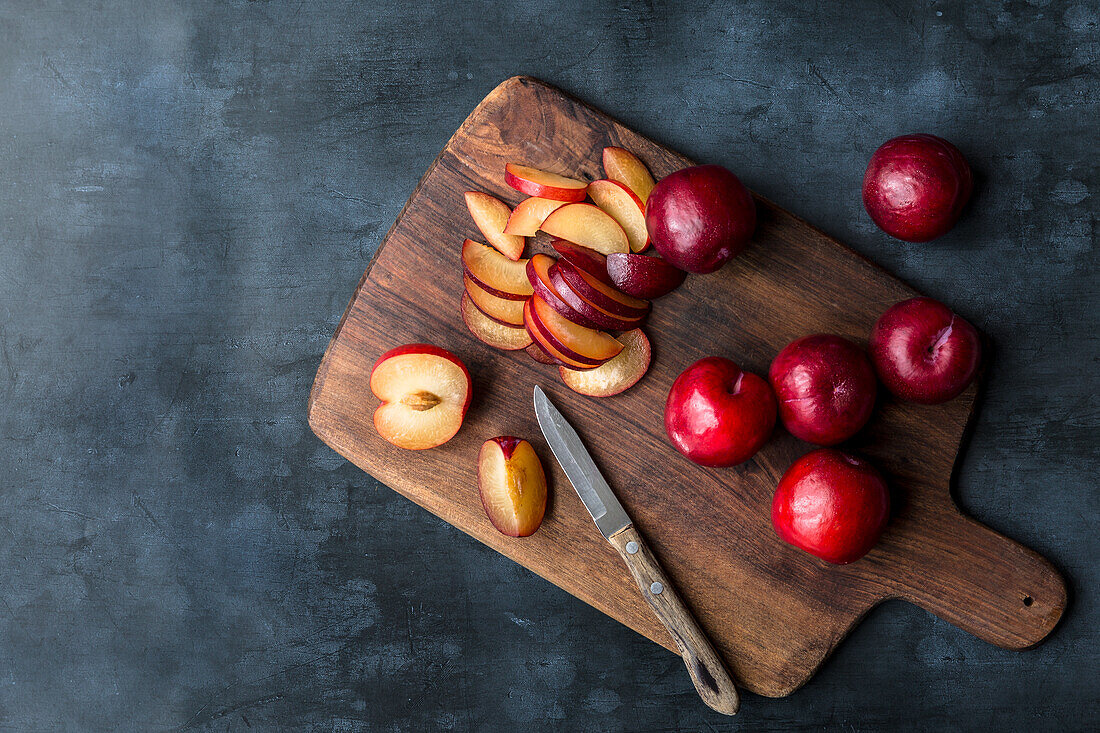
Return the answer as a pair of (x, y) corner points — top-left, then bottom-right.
(461, 293), (533, 351)
(461, 239), (533, 300)
(464, 274), (525, 327)
(554, 259), (649, 318)
(526, 254), (602, 330)
(587, 179), (648, 253)
(505, 164), (587, 202)
(529, 294), (623, 364)
(504, 197), (567, 236)
(560, 329), (651, 397)
(540, 203), (629, 255)
(605, 252), (686, 299)
(548, 263), (647, 331)
(464, 191), (525, 261)
(523, 299), (604, 370)
(550, 239), (614, 286)
(525, 342), (560, 365)
(478, 436), (547, 537)
(603, 147), (656, 203)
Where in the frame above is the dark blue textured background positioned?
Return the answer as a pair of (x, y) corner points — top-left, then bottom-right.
(0, 1), (1096, 730)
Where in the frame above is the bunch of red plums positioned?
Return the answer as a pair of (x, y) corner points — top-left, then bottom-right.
(369, 131), (977, 549)
(660, 133), (978, 565)
(666, 297), (981, 564)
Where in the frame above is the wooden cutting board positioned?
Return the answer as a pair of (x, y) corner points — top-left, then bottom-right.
(308, 76), (1066, 697)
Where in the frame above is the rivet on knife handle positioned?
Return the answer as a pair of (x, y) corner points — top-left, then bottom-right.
(608, 525), (741, 715)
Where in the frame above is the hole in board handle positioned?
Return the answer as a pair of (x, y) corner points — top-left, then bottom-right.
(1023, 595), (1034, 607)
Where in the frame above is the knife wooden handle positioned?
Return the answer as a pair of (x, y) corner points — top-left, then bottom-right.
(608, 525), (740, 715)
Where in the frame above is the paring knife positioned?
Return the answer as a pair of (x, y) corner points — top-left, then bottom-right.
(533, 386), (741, 716)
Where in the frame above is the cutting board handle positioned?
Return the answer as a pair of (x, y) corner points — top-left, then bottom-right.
(886, 508), (1066, 649)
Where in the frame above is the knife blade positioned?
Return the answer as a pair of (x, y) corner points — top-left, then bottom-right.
(533, 386), (630, 539)
(532, 385), (741, 715)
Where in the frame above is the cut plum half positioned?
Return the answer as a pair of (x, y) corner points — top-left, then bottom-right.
(602, 147), (656, 203)
(587, 179), (648, 253)
(554, 259), (649, 318)
(539, 203), (629, 255)
(548, 263), (647, 331)
(605, 252), (686, 299)
(461, 239), (532, 300)
(461, 293), (532, 351)
(370, 344), (472, 450)
(478, 436), (548, 537)
(504, 197), (568, 236)
(464, 274), (525, 327)
(464, 191), (525, 261)
(560, 329), (651, 397)
(523, 299), (604, 370)
(505, 164), (587, 202)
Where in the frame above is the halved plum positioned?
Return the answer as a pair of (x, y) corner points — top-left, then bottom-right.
(370, 344), (472, 450)
(560, 329), (651, 397)
(504, 197), (567, 237)
(554, 259), (650, 318)
(525, 254), (602, 330)
(605, 253), (686, 299)
(548, 264), (647, 332)
(587, 179), (648, 253)
(540, 203), (629, 255)
(602, 147), (656, 203)
(464, 191), (525, 261)
(505, 164), (587, 202)
(464, 274), (525, 327)
(551, 239), (614, 286)
(461, 293), (532, 351)
(461, 239), (533, 301)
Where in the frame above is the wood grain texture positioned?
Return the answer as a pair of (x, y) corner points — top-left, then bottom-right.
(307, 76), (1066, 697)
(608, 525), (740, 715)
